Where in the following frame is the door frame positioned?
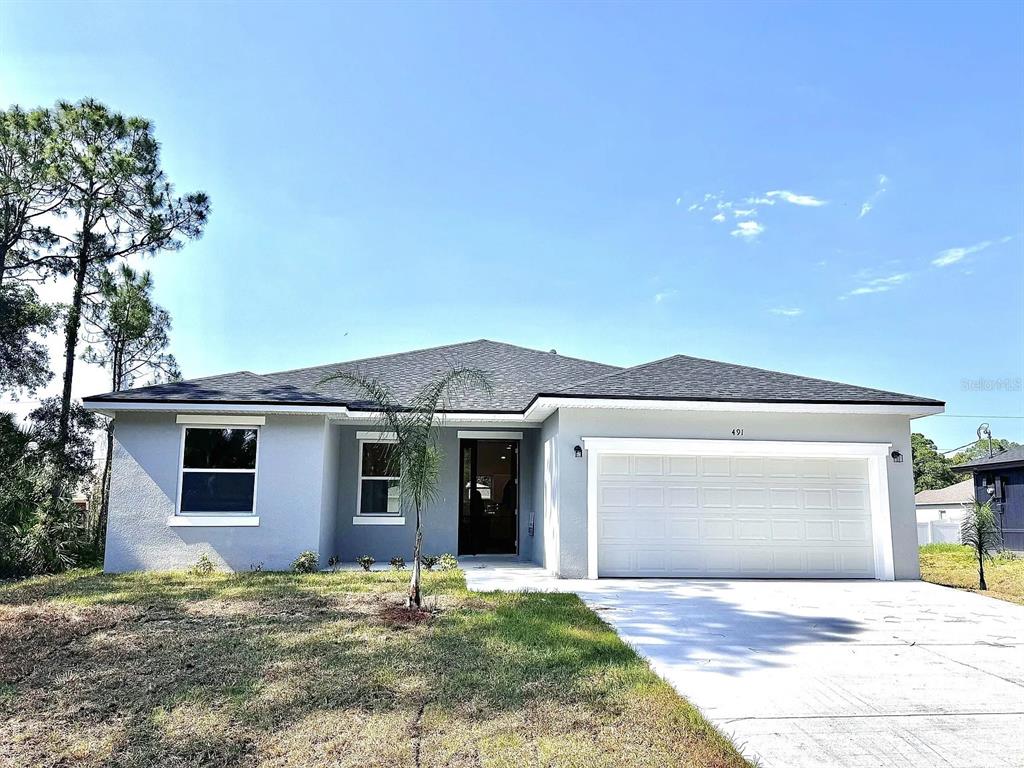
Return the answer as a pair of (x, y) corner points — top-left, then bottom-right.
(457, 435), (520, 556)
(580, 437), (895, 581)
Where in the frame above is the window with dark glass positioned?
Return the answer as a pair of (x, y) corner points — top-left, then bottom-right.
(359, 441), (401, 515)
(180, 427), (258, 514)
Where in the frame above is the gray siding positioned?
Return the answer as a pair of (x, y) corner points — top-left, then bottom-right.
(105, 412), (328, 572)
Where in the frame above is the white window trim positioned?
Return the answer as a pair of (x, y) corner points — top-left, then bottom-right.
(457, 430), (524, 440)
(355, 435), (404, 523)
(580, 437), (895, 582)
(174, 423), (261, 522)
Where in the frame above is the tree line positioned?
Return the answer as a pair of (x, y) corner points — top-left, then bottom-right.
(1, 99), (208, 576)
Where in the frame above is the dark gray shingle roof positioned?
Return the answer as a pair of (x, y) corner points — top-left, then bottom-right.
(954, 445), (1024, 471)
(549, 354), (943, 405)
(84, 340), (619, 411)
(83, 339), (944, 411)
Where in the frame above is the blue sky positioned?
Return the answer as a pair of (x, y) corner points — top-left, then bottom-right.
(2, 1), (1022, 451)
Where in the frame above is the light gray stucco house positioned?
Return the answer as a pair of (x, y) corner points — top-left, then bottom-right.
(84, 340), (945, 580)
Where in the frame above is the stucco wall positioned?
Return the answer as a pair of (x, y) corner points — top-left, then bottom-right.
(551, 407), (919, 580)
(332, 425), (538, 563)
(104, 412), (329, 572)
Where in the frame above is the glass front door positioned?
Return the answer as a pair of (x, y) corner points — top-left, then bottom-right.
(458, 439), (518, 555)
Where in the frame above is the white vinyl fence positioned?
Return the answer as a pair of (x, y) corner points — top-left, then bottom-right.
(918, 520), (962, 546)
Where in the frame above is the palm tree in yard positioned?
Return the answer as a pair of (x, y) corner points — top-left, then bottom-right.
(319, 365), (491, 608)
(960, 500), (1002, 591)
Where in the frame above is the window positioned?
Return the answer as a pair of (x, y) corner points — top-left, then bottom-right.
(358, 439), (401, 516)
(179, 427), (259, 514)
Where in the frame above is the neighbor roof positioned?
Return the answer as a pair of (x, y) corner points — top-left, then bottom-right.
(954, 445), (1024, 471)
(82, 339), (944, 412)
(914, 478), (974, 506)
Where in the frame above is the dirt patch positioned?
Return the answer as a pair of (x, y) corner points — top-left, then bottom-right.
(380, 605), (434, 626)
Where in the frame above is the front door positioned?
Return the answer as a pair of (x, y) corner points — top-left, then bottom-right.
(458, 439), (518, 555)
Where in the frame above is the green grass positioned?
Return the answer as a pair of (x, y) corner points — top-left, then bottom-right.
(920, 544), (1024, 605)
(0, 569), (749, 768)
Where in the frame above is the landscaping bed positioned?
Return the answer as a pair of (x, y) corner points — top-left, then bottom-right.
(0, 569), (748, 768)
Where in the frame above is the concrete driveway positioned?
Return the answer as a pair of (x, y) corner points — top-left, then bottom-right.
(463, 562), (1024, 768)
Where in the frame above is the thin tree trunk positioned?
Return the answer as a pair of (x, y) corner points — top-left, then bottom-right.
(408, 504), (423, 608)
(978, 544), (987, 590)
(96, 423), (114, 546)
(57, 223), (91, 451)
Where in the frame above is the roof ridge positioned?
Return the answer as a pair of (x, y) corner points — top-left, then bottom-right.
(261, 339), (616, 379)
(553, 353), (683, 392)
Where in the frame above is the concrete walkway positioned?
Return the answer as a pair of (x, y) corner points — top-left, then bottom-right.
(461, 559), (1024, 768)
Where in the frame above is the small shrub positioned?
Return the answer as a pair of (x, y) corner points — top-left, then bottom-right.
(437, 553), (458, 572)
(291, 550), (319, 573)
(420, 554), (440, 571)
(249, 561), (264, 572)
(356, 555), (375, 571)
(189, 554), (216, 576)
(327, 555), (340, 569)
(390, 555), (406, 570)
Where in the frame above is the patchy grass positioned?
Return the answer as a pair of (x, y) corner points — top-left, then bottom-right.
(920, 544), (1024, 605)
(0, 569), (748, 768)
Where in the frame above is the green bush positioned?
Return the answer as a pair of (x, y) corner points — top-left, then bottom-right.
(356, 555), (375, 571)
(291, 550), (319, 573)
(0, 411), (100, 578)
(390, 555), (406, 570)
(437, 553), (458, 572)
(420, 554), (440, 571)
(189, 554), (216, 576)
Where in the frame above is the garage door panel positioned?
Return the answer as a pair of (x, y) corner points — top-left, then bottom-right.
(803, 488), (834, 510)
(735, 487), (769, 507)
(737, 519), (771, 540)
(701, 456), (732, 476)
(600, 485), (631, 507)
(633, 486), (665, 507)
(703, 487), (733, 507)
(667, 486), (700, 507)
(667, 456), (698, 476)
(597, 450), (875, 578)
(667, 517), (700, 541)
(702, 518), (735, 540)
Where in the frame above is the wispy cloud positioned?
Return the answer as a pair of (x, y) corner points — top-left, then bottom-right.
(843, 272), (910, 297)
(680, 186), (826, 238)
(769, 307), (803, 317)
(731, 220), (764, 240)
(931, 236), (1011, 267)
(653, 289), (678, 304)
(765, 190), (827, 207)
(858, 173), (888, 218)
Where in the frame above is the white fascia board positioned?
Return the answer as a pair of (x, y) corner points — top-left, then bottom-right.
(528, 397), (942, 419)
(84, 401), (352, 416)
(580, 436), (893, 458)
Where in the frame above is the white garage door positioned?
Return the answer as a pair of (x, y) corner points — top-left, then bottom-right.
(596, 452), (876, 578)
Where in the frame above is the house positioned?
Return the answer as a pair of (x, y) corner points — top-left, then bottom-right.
(954, 446), (1024, 552)
(915, 478), (974, 523)
(83, 339), (944, 580)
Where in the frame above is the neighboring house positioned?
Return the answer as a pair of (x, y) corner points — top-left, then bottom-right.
(83, 339), (944, 580)
(915, 478), (974, 523)
(954, 446), (1024, 552)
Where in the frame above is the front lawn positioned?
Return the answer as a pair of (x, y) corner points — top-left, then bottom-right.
(0, 569), (748, 768)
(920, 543), (1024, 606)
